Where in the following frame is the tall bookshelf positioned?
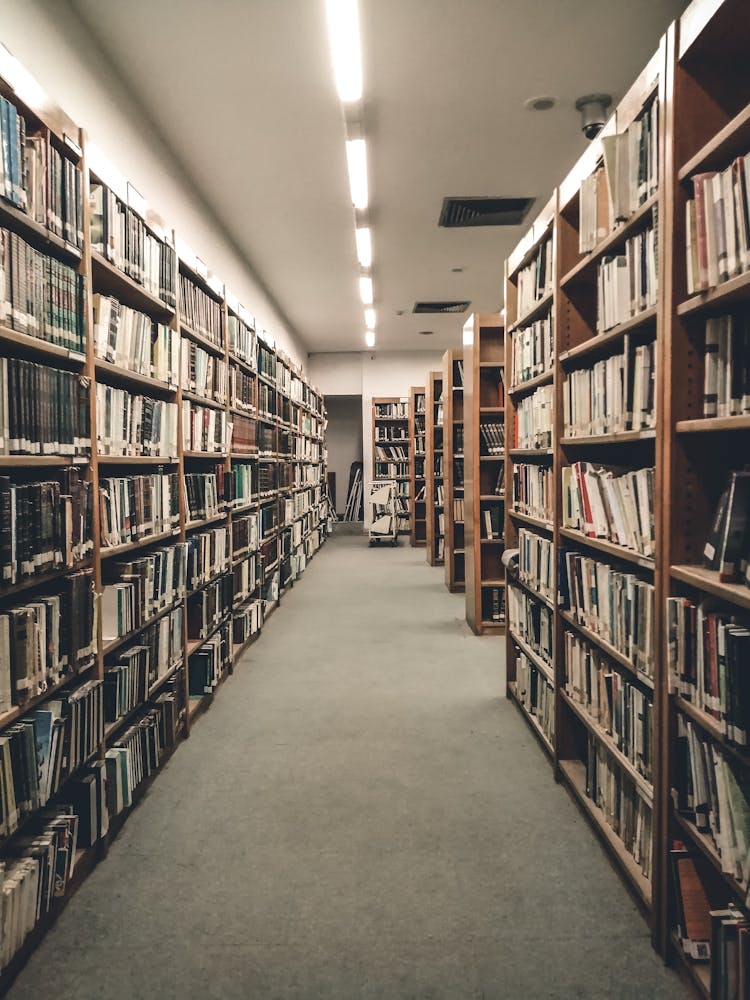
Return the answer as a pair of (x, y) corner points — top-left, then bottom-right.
(425, 370), (445, 566)
(463, 314), (506, 634)
(409, 386), (426, 547)
(0, 48), (329, 989)
(372, 396), (410, 537)
(443, 349), (465, 592)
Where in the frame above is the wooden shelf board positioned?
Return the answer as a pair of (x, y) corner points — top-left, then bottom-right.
(508, 630), (554, 685)
(91, 251), (175, 319)
(559, 307), (658, 367)
(0, 454), (89, 467)
(0, 199), (82, 265)
(559, 527), (655, 571)
(674, 695), (750, 768)
(94, 358), (177, 396)
(0, 325), (85, 367)
(558, 759), (652, 909)
(509, 510), (553, 533)
(480, 494), (505, 501)
(560, 429), (655, 446)
(671, 565), (750, 610)
(100, 527), (180, 560)
(508, 368), (554, 399)
(507, 574), (554, 609)
(479, 361), (504, 368)
(507, 682), (555, 760)
(676, 415), (750, 434)
(508, 448), (551, 459)
(679, 101), (750, 181)
(560, 691), (653, 805)
(0, 658), (95, 733)
(677, 270), (750, 318)
(559, 610), (654, 689)
(669, 931), (710, 1000)
(182, 390), (226, 411)
(183, 451), (228, 461)
(560, 194), (658, 288)
(672, 808), (746, 909)
(507, 289), (554, 334)
(97, 454), (178, 466)
(0, 558), (93, 602)
(180, 322), (224, 357)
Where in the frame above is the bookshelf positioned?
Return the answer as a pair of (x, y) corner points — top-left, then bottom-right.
(463, 314), (506, 634)
(425, 371), (445, 566)
(0, 49), (329, 989)
(443, 350), (465, 592)
(409, 386), (427, 547)
(372, 396), (410, 537)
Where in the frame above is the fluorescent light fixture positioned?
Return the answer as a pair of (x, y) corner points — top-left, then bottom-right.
(365, 330), (376, 348)
(355, 227), (372, 268)
(462, 316), (474, 347)
(346, 139), (368, 210)
(359, 275), (373, 305)
(364, 307), (376, 329)
(325, 0), (362, 102)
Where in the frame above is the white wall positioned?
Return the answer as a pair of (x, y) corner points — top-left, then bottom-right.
(1, 0), (306, 366)
(309, 350), (444, 527)
(325, 396), (363, 517)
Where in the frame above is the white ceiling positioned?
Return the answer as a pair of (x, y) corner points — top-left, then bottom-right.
(69, 0), (686, 354)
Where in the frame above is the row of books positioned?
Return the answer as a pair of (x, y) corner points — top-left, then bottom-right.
(435, 401), (444, 426)
(0, 569), (95, 712)
(101, 543), (187, 643)
(454, 459), (464, 488)
(0, 471), (93, 585)
(514, 653), (555, 745)
(0, 358), (89, 456)
(413, 433), (425, 453)
(375, 444), (408, 462)
(230, 465), (254, 509)
(232, 553), (259, 605)
(0, 229), (85, 350)
(479, 421), (504, 456)
(179, 274), (221, 345)
(90, 182), (176, 305)
(703, 311), (750, 418)
(481, 585), (505, 624)
(232, 599), (263, 648)
(228, 314), (256, 367)
(509, 313), (554, 387)
(512, 463), (553, 522)
(182, 402), (227, 454)
(595, 225), (658, 333)
(93, 294), (179, 385)
(187, 576), (230, 642)
(564, 631), (653, 782)
(187, 527), (229, 592)
(453, 498), (464, 522)
(454, 424), (464, 454)
(559, 550), (655, 676)
(703, 469), (750, 587)
(99, 472), (180, 550)
(374, 402), (408, 419)
(674, 715), (750, 887)
(584, 737), (652, 880)
(257, 341), (276, 383)
(578, 101), (659, 252)
(434, 455), (443, 477)
(482, 505), (502, 540)
(516, 237), (553, 319)
(232, 414), (257, 456)
(182, 341), (227, 403)
(25, 133), (84, 249)
(104, 611), (183, 724)
(232, 512), (259, 557)
(96, 386), (177, 458)
(109, 690), (181, 812)
(453, 359), (464, 388)
(0, 678), (104, 840)
(562, 340), (656, 436)
(561, 463), (655, 558)
(185, 471), (222, 523)
(685, 154), (750, 294)
(188, 623), (230, 697)
(517, 528), (555, 603)
(509, 584), (553, 665)
(513, 384), (553, 450)
(258, 383), (276, 421)
(231, 365), (256, 413)
(258, 463), (278, 495)
(375, 428), (409, 442)
(667, 597), (750, 747)
(435, 485), (445, 506)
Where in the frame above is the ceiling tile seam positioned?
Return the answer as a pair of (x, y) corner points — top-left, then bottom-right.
(62, 0), (310, 355)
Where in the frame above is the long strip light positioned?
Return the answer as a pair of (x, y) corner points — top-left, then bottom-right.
(325, 0), (362, 103)
(365, 330), (376, 348)
(359, 275), (373, 305)
(355, 227), (372, 268)
(364, 307), (376, 329)
(345, 139), (368, 210)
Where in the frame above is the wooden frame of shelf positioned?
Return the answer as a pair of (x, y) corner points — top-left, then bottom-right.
(443, 349), (465, 592)
(424, 371), (444, 566)
(409, 386), (426, 547)
(463, 313), (506, 634)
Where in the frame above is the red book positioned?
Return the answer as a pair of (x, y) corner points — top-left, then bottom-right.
(693, 173), (713, 291)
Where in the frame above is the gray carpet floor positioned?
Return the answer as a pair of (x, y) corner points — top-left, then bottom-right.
(8, 535), (687, 999)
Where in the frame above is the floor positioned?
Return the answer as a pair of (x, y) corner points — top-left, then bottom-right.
(8, 535), (687, 999)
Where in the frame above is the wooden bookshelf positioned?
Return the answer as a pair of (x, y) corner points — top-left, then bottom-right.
(443, 349), (465, 592)
(372, 396), (410, 538)
(0, 52), (330, 993)
(463, 313), (506, 634)
(424, 371), (445, 566)
(409, 386), (427, 547)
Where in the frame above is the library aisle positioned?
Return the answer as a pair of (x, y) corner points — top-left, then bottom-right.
(8, 535), (684, 1000)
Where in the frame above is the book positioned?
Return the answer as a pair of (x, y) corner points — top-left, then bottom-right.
(512, 463), (553, 522)
(181, 338), (228, 402)
(228, 313), (256, 367)
(702, 311), (750, 418)
(101, 542), (187, 641)
(99, 472), (180, 549)
(669, 843), (714, 961)
(595, 225), (658, 333)
(186, 526), (229, 592)
(509, 312), (554, 387)
(516, 236), (553, 317)
(93, 294), (180, 384)
(181, 400), (228, 454)
(515, 650), (555, 743)
(188, 622), (231, 696)
(513, 385), (553, 450)
(0, 358), (89, 457)
(96, 385), (178, 458)
(562, 340), (656, 436)
(686, 155), (750, 295)
(562, 462), (655, 557)
(518, 527), (555, 602)
(508, 584), (553, 664)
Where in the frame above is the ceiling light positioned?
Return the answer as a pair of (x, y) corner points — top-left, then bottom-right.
(346, 139), (368, 210)
(359, 275), (373, 305)
(355, 227), (372, 268)
(365, 330), (375, 348)
(365, 307), (376, 329)
(524, 95), (556, 111)
(325, 0), (362, 103)
(418, 330), (434, 336)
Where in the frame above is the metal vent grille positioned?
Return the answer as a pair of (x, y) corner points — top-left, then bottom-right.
(438, 197), (535, 228)
(413, 301), (471, 314)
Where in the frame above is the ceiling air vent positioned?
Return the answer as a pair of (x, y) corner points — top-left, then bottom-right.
(413, 301), (471, 314)
(438, 196), (535, 228)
